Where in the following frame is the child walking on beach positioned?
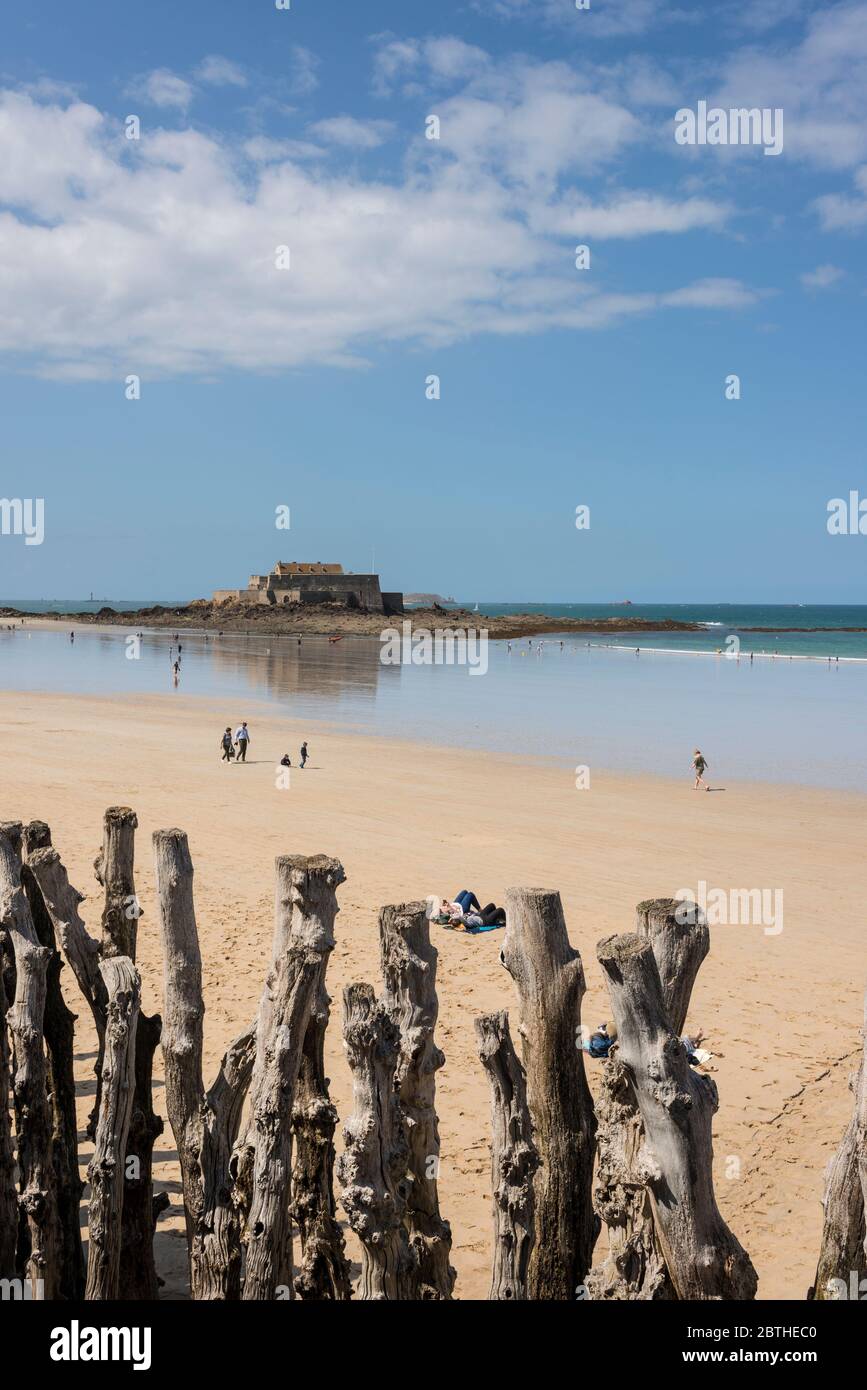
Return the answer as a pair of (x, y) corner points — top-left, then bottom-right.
(692, 748), (708, 790)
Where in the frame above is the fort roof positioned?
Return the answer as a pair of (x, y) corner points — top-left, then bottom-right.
(273, 562), (343, 575)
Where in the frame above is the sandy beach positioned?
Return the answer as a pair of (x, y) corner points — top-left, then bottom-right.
(2, 688), (863, 1300)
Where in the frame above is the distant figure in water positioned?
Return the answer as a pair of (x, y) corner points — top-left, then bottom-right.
(173, 660), (180, 678)
(750, 652), (754, 664)
(297, 636), (302, 647)
(69, 631), (74, 643)
(220, 728), (234, 762)
(692, 748), (708, 791)
(635, 647), (640, 656)
(300, 741), (309, 768)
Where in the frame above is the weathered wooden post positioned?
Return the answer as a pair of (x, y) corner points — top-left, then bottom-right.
(809, 990), (866, 1300)
(596, 933), (757, 1299)
(240, 856), (328, 1301)
(20, 821), (86, 1300)
(588, 898), (709, 1301)
(501, 887), (597, 1299)
(0, 942), (17, 1280)
(85, 956), (140, 1300)
(154, 828), (255, 1300)
(0, 827), (59, 1299)
(286, 854), (353, 1301)
(93, 807), (164, 1300)
(27, 846), (107, 1138)
(380, 900), (454, 1300)
(95, 807), (139, 960)
(338, 983), (413, 1300)
(476, 1010), (540, 1300)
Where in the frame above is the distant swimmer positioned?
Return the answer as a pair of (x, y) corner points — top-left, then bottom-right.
(692, 748), (708, 791)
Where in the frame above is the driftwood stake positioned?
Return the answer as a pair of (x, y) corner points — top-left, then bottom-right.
(475, 1010), (540, 1300)
(21, 821), (86, 1300)
(588, 898), (710, 1301)
(285, 854), (352, 1301)
(597, 933), (757, 1300)
(154, 828), (255, 1300)
(338, 983), (413, 1300)
(94, 807), (164, 1300)
(95, 806), (139, 960)
(0, 942), (16, 1279)
(380, 900), (454, 1299)
(0, 828), (59, 1299)
(501, 887), (597, 1299)
(809, 990), (867, 1300)
(241, 856), (327, 1301)
(85, 955), (140, 1300)
(27, 846), (107, 1138)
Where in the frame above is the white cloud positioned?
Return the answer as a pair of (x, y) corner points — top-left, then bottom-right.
(813, 165), (867, 229)
(474, 0), (698, 37)
(532, 192), (731, 238)
(244, 135), (324, 163)
(372, 36), (488, 96)
(289, 45), (320, 96)
(800, 263), (845, 289)
(0, 81), (752, 382)
(714, 2), (867, 169)
(308, 116), (393, 149)
(137, 68), (194, 111)
(196, 55), (248, 88)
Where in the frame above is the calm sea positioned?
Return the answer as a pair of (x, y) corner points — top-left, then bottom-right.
(3, 600), (867, 658)
(0, 609), (864, 792)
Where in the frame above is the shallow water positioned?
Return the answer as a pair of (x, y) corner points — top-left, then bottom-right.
(1, 624), (863, 792)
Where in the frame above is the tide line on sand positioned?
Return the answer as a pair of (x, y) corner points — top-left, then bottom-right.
(584, 643), (867, 663)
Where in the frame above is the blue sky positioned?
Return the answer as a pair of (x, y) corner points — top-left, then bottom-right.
(0, 0), (865, 602)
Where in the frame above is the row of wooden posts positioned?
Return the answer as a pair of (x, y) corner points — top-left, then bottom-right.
(0, 808), (864, 1300)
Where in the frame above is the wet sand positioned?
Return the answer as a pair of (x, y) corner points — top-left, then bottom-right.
(1, 689), (863, 1299)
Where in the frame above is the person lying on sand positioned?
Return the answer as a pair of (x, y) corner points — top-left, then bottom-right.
(429, 892), (507, 932)
(583, 1021), (712, 1067)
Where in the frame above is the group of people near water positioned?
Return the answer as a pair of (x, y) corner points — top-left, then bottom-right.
(219, 721), (308, 770)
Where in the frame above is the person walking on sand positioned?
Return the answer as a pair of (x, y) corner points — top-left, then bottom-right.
(300, 740), (308, 768)
(692, 748), (708, 791)
(235, 721), (250, 763)
(220, 727), (234, 763)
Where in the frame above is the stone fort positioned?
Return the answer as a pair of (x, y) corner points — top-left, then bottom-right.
(213, 562), (403, 614)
